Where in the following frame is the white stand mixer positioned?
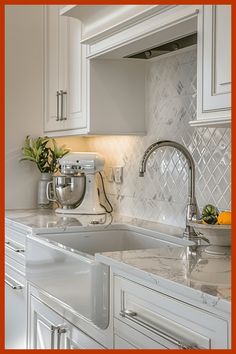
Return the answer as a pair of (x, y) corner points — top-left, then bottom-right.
(54, 152), (107, 215)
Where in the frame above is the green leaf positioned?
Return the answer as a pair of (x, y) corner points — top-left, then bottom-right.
(20, 135), (70, 173)
(20, 156), (37, 163)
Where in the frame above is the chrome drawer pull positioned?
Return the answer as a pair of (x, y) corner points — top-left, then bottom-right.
(50, 325), (57, 349)
(60, 90), (67, 121)
(57, 326), (67, 349)
(50, 325), (67, 349)
(56, 91), (60, 121)
(5, 241), (25, 253)
(120, 310), (199, 349)
(5, 275), (24, 290)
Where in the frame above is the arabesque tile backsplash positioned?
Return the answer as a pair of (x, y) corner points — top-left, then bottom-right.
(83, 48), (231, 227)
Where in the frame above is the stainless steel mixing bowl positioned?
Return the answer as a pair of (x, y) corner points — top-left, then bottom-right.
(53, 175), (86, 209)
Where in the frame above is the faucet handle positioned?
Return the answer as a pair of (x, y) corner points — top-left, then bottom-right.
(194, 231), (210, 245)
(183, 225), (210, 247)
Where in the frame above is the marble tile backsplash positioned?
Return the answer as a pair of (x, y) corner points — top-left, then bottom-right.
(87, 48), (231, 227)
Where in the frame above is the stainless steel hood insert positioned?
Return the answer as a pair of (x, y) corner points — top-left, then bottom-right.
(124, 33), (197, 59)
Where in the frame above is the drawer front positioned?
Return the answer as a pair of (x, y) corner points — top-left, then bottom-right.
(114, 318), (166, 349)
(5, 225), (27, 265)
(5, 262), (27, 349)
(114, 276), (229, 349)
(5, 225), (28, 246)
(5, 239), (25, 265)
(5, 255), (25, 275)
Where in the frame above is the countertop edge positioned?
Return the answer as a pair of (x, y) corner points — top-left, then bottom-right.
(96, 252), (231, 316)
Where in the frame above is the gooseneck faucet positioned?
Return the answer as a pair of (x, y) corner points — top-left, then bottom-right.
(139, 140), (199, 244)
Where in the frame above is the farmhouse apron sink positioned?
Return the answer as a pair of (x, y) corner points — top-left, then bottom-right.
(26, 226), (187, 329)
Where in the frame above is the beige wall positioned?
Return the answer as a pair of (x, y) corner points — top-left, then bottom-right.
(5, 5), (44, 209)
(55, 137), (88, 152)
(5, 5), (89, 209)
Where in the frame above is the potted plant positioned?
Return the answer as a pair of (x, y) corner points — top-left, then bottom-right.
(21, 136), (70, 207)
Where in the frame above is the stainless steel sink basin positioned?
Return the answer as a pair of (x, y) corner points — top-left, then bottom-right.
(26, 226), (187, 329)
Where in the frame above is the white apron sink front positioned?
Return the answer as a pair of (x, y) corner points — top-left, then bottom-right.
(26, 226), (187, 329)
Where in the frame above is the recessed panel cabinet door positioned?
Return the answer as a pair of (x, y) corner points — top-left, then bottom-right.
(213, 6), (231, 96)
(196, 5), (231, 126)
(28, 295), (104, 349)
(44, 6), (63, 132)
(28, 295), (65, 349)
(64, 323), (104, 349)
(44, 6), (87, 134)
(202, 5), (231, 111)
(64, 17), (87, 131)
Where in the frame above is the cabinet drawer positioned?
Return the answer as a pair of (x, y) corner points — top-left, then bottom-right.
(114, 276), (229, 349)
(5, 238), (25, 266)
(114, 318), (166, 349)
(5, 225), (27, 265)
(5, 225), (28, 246)
(5, 262), (27, 348)
(5, 255), (25, 275)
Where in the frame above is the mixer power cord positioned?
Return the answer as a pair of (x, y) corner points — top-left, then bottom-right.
(98, 172), (113, 214)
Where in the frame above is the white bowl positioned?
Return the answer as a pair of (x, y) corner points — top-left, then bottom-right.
(189, 221), (231, 246)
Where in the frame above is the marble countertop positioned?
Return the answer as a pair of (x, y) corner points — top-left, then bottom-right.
(97, 246), (231, 307)
(5, 209), (231, 308)
(5, 208), (185, 236)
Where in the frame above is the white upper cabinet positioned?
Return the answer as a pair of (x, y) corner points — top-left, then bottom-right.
(190, 5), (231, 127)
(44, 6), (87, 136)
(44, 5), (146, 136)
(53, 5), (231, 132)
(61, 5), (199, 60)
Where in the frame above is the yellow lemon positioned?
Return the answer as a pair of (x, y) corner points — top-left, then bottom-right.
(217, 211), (231, 225)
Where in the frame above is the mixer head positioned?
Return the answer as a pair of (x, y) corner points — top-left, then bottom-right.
(59, 152), (105, 175)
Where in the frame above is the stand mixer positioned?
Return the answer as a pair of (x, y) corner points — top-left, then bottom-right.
(47, 152), (107, 215)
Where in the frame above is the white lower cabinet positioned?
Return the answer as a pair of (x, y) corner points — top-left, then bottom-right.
(114, 319), (167, 349)
(5, 259), (27, 349)
(5, 222), (27, 349)
(114, 276), (229, 349)
(114, 334), (136, 349)
(28, 295), (104, 349)
(65, 322), (104, 349)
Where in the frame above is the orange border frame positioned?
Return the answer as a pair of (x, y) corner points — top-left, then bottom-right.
(0, 0), (234, 353)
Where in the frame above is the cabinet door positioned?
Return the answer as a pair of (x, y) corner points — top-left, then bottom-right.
(29, 295), (104, 349)
(28, 295), (65, 349)
(114, 334), (137, 349)
(63, 17), (87, 131)
(196, 5), (231, 125)
(5, 262), (27, 349)
(44, 6), (87, 134)
(64, 323), (104, 349)
(44, 5), (64, 132)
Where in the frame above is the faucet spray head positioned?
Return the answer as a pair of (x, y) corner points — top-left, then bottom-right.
(139, 170), (145, 177)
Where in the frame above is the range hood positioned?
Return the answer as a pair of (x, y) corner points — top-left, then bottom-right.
(61, 5), (198, 60)
(124, 33), (197, 59)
